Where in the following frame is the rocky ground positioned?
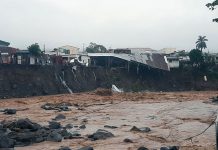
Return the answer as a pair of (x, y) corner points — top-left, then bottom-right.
(1, 91), (218, 150)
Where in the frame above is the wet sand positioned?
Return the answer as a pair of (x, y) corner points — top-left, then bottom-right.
(0, 91), (218, 150)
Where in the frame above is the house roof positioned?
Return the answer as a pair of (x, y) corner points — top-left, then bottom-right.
(88, 52), (170, 71)
(0, 40), (10, 46)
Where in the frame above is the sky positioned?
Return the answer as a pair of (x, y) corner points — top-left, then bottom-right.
(1, 0), (218, 51)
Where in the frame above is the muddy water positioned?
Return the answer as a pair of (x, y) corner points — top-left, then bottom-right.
(0, 91), (218, 150)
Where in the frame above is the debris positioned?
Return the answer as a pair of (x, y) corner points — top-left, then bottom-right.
(78, 146), (94, 150)
(130, 126), (151, 133)
(47, 131), (62, 142)
(123, 138), (133, 143)
(112, 84), (123, 93)
(4, 109), (17, 115)
(104, 125), (118, 129)
(88, 129), (114, 141)
(95, 88), (112, 96)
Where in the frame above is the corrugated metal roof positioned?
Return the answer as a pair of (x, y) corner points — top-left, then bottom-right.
(88, 53), (170, 71)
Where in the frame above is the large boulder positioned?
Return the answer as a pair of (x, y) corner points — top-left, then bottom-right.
(2, 119), (41, 131)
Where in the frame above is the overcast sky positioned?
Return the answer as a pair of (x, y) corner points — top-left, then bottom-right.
(1, 0), (218, 51)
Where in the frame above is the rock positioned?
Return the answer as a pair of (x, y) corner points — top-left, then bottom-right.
(41, 103), (72, 111)
(54, 114), (66, 121)
(47, 131), (62, 142)
(0, 134), (15, 148)
(78, 146), (94, 150)
(4, 109), (17, 115)
(79, 125), (86, 129)
(88, 129), (114, 141)
(123, 138), (133, 143)
(8, 128), (49, 146)
(49, 121), (62, 129)
(104, 125), (118, 129)
(65, 124), (73, 129)
(59, 146), (72, 150)
(160, 146), (179, 150)
(2, 118), (41, 131)
(138, 147), (149, 150)
(60, 129), (81, 139)
(130, 126), (151, 133)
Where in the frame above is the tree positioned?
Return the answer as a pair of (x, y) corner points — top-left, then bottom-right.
(86, 42), (107, 53)
(28, 43), (42, 56)
(189, 49), (204, 67)
(196, 36), (208, 52)
(206, 0), (218, 22)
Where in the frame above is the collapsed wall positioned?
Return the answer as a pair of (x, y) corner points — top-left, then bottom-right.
(0, 64), (218, 99)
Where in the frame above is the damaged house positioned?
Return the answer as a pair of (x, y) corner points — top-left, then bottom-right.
(87, 48), (170, 73)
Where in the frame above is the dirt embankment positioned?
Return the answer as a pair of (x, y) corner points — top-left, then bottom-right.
(0, 65), (218, 99)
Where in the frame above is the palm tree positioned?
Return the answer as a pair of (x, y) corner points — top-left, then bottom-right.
(196, 36), (208, 52)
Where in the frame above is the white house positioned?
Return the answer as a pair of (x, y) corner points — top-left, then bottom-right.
(57, 45), (80, 56)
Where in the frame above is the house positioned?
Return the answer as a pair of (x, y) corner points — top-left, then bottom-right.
(159, 48), (177, 54)
(87, 52), (170, 71)
(57, 45), (79, 56)
(15, 50), (41, 65)
(0, 40), (18, 64)
(0, 40), (10, 47)
(166, 56), (180, 68)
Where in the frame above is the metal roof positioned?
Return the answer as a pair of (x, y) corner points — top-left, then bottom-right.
(88, 53), (170, 71)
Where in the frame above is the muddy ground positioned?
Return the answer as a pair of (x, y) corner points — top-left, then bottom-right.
(0, 91), (218, 150)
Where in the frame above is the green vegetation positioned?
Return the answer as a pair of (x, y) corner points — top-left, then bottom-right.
(189, 49), (204, 67)
(86, 42), (107, 53)
(196, 36), (208, 52)
(28, 43), (42, 56)
(206, 0), (218, 22)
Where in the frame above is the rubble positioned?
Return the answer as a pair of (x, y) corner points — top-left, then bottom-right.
(59, 146), (72, 150)
(48, 121), (62, 129)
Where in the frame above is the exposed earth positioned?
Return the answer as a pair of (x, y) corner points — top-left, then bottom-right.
(1, 91), (218, 150)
